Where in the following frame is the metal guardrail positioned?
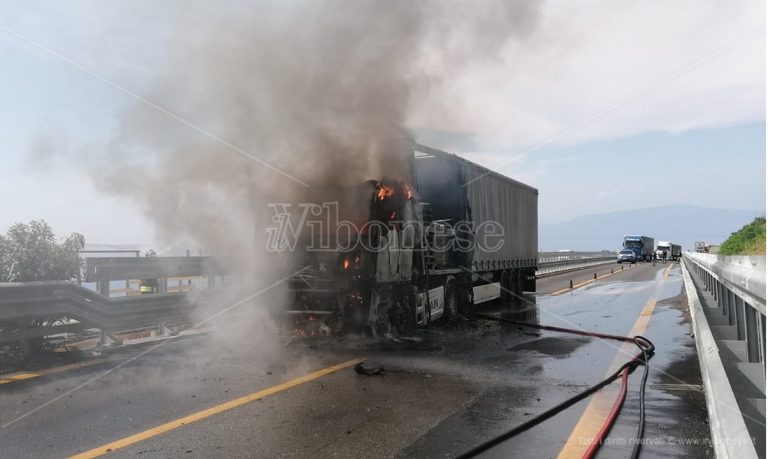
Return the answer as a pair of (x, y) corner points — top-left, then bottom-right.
(0, 257), (228, 347)
(682, 252), (765, 458)
(0, 252), (615, 348)
(685, 252), (765, 363)
(537, 251), (617, 276)
(0, 282), (196, 345)
(85, 257), (229, 296)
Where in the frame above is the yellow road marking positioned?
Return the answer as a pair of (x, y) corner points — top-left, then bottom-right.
(0, 359), (107, 385)
(557, 264), (672, 458)
(68, 358), (363, 459)
(0, 372), (40, 384)
(551, 264), (636, 295)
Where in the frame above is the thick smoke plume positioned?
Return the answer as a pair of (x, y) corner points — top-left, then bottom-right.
(85, 0), (541, 326)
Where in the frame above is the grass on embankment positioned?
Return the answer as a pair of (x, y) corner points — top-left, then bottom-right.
(719, 217), (766, 255)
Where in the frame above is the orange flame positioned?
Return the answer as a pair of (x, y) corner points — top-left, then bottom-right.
(377, 184), (395, 201)
(377, 181), (413, 201)
(343, 259), (350, 269)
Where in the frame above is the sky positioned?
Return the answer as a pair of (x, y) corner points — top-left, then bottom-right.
(0, 0), (765, 248)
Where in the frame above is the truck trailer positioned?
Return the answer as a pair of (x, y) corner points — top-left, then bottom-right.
(670, 243), (681, 260)
(623, 235), (654, 262)
(286, 143), (538, 335)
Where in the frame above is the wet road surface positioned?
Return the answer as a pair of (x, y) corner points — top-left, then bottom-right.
(536, 261), (642, 295)
(0, 262), (712, 458)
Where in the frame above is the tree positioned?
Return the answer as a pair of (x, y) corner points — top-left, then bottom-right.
(0, 220), (85, 282)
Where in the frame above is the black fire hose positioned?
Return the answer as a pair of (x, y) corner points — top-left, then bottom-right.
(458, 313), (655, 459)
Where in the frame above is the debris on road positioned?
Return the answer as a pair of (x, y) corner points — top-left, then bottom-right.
(354, 361), (384, 377)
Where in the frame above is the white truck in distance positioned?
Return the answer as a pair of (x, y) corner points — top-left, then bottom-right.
(655, 241), (681, 261)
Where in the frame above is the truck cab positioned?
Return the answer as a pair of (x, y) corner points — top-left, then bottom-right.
(656, 241), (671, 261)
(622, 235), (654, 262)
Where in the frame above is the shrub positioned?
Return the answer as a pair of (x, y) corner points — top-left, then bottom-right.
(719, 217), (766, 256)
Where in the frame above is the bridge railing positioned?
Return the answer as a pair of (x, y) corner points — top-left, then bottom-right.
(681, 251), (765, 458)
(537, 251), (616, 276)
(684, 252), (765, 363)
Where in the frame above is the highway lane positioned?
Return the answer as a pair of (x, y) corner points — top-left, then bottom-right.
(0, 262), (711, 458)
(536, 260), (646, 294)
(403, 262), (711, 458)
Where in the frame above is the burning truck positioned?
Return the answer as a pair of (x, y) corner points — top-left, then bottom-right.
(284, 143), (538, 336)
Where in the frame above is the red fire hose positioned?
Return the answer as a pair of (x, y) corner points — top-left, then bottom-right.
(582, 367), (629, 459)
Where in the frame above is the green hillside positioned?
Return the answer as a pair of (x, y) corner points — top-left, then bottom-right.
(719, 217), (766, 255)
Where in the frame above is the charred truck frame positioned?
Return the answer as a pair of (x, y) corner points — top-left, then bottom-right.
(287, 143), (538, 335)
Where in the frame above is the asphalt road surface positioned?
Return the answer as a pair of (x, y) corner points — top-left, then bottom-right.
(0, 262), (712, 458)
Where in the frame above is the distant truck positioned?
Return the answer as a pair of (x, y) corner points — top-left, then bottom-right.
(671, 243), (682, 260)
(623, 235), (654, 262)
(655, 241), (681, 261)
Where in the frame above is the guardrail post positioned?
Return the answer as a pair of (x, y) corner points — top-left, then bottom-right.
(97, 280), (110, 297)
(735, 295), (746, 340)
(726, 290), (736, 327)
(760, 315), (766, 364)
(159, 322), (173, 336)
(719, 283), (725, 315)
(745, 304), (761, 363)
(717, 281), (724, 314)
(99, 329), (117, 347)
(720, 282), (726, 313)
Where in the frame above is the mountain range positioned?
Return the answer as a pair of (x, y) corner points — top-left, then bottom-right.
(540, 205), (764, 252)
